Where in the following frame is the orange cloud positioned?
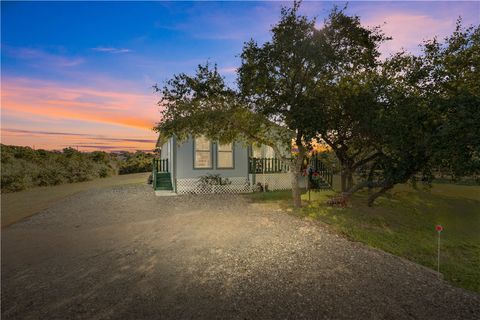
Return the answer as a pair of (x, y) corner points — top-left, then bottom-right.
(1, 77), (162, 151)
(2, 77), (159, 130)
(1, 128), (157, 152)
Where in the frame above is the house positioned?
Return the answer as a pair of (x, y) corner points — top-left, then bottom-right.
(153, 135), (300, 194)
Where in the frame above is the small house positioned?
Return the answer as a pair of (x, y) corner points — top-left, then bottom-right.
(153, 135), (298, 194)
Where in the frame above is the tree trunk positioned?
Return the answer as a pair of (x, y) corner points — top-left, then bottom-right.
(367, 183), (393, 207)
(367, 165), (376, 193)
(291, 168), (302, 208)
(347, 172), (354, 190)
(291, 144), (306, 208)
(341, 168), (352, 192)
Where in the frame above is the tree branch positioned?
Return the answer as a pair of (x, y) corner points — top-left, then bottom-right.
(352, 151), (383, 170)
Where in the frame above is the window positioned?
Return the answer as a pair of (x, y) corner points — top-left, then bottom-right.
(194, 136), (212, 168)
(217, 143), (234, 168)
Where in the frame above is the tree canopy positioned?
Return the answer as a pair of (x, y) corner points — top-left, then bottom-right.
(154, 1), (480, 207)
(155, 2), (325, 207)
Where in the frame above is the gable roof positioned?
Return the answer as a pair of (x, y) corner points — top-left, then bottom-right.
(155, 134), (168, 149)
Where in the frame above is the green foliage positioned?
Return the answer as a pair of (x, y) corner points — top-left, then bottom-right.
(117, 151), (154, 174)
(154, 62), (290, 152)
(311, 15), (479, 204)
(238, 1), (320, 136)
(317, 151), (341, 173)
(1, 160), (38, 192)
(422, 22), (480, 177)
(306, 7), (393, 193)
(154, 2), (479, 207)
(352, 22), (480, 204)
(1, 145), (155, 193)
(154, 2), (330, 207)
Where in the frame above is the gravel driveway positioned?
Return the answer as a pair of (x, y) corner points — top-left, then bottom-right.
(2, 184), (479, 319)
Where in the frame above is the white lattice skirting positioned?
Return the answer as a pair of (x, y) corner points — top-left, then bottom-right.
(176, 177), (251, 194)
(176, 174), (306, 194)
(249, 173), (307, 191)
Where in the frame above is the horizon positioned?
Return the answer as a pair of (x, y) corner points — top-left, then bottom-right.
(2, 1), (479, 151)
(0, 142), (155, 154)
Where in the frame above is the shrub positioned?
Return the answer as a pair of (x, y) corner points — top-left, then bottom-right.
(0, 144), (155, 193)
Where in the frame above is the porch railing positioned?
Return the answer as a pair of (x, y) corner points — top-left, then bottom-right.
(153, 158), (169, 173)
(152, 158), (169, 190)
(248, 157), (290, 174)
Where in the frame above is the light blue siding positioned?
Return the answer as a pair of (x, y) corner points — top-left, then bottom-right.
(175, 137), (249, 179)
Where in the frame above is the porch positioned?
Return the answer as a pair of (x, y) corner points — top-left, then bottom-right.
(152, 156), (333, 194)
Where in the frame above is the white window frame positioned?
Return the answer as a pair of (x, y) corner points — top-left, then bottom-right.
(217, 142), (234, 169)
(194, 136), (212, 169)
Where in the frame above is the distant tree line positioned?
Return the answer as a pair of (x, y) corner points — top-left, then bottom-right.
(1, 145), (155, 193)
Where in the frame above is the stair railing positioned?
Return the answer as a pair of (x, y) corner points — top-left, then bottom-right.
(310, 152), (333, 189)
(152, 158), (169, 190)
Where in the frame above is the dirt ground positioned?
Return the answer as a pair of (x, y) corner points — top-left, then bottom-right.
(2, 184), (479, 319)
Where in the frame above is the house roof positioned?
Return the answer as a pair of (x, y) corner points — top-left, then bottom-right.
(155, 134), (168, 149)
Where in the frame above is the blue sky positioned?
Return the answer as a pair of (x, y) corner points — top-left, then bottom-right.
(1, 1), (479, 151)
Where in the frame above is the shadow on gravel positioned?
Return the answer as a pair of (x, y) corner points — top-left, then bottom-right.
(2, 186), (479, 319)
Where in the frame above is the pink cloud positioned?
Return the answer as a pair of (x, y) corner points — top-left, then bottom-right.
(2, 77), (158, 129)
(1, 77), (161, 151)
(364, 12), (455, 56)
(219, 67), (237, 74)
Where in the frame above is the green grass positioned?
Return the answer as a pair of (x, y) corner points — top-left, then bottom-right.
(1, 172), (150, 228)
(249, 189), (301, 202)
(248, 182), (480, 293)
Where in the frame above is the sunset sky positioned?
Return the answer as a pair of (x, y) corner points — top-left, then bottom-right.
(1, 1), (479, 152)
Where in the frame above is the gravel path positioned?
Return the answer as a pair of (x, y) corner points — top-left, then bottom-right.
(2, 184), (479, 319)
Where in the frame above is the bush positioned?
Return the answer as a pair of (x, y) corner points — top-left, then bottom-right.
(0, 144), (155, 193)
(117, 151), (153, 174)
(1, 160), (37, 192)
(36, 162), (67, 186)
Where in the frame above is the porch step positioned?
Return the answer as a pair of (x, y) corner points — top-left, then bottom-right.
(155, 190), (177, 197)
(155, 172), (173, 191)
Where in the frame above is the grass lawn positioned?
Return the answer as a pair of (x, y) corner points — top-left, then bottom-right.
(249, 181), (480, 293)
(1, 172), (150, 228)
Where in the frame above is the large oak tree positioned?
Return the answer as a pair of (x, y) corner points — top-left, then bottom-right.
(155, 2), (479, 207)
(155, 2), (323, 207)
